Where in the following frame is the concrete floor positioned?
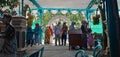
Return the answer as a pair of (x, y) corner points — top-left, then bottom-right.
(43, 44), (93, 57)
(23, 39), (93, 57)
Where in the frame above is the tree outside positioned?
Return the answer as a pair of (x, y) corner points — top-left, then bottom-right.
(0, 0), (19, 15)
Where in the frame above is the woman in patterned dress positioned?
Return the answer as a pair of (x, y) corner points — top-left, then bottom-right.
(44, 26), (51, 44)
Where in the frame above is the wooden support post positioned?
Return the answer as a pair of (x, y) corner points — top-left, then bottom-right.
(106, 0), (120, 57)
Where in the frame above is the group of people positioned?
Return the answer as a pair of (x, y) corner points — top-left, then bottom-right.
(43, 22), (68, 46)
(80, 20), (101, 50)
(53, 21), (101, 50)
(0, 12), (101, 57)
(26, 23), (43, 47)
(26, 20), (101, 50)
(54, 22), (68, 46)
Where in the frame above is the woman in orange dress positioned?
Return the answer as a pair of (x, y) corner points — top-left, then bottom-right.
(48, 26), (53, 43)
(44, 26), (51, 44)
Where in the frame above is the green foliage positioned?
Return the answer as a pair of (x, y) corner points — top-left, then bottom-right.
(67, 12), (85, 22)
(42, 11), (85, 28)
(67, 12), (85, 28)
(0, 0), (19, 15)
(0, 0), (19, 9)
(42, 12), (52, 26)
(55, 11), (63, 15)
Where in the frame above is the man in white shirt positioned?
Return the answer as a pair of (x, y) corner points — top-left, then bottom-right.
(54, 22), (61, 46)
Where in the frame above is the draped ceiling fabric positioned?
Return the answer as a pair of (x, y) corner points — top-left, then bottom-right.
(14, 0), (120, 13)
(16, 0), (99, 20)
(18, 0), (96, 9)
(15, 0), (120, 20)
(17, 0), (120, 9)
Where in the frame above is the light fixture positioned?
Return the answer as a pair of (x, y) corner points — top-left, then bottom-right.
(71, 10), (78, 14)
(61, 10), (68, 14)
(43, 10), (48, 13)
(51, 10), (58, 14)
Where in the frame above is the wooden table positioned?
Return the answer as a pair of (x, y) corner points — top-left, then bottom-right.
(69, 34), (82, 50)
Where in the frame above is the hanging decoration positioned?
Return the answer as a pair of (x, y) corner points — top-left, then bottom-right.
(55, 10), (62, 15)
(23, 4), (35, 28)
(27, 12), (34, 28)
(43, 10), (48, 13)
(98, 5), (106, 21)
(61, 10), (68, 14)
(23, 4), (31, 17)
(71, 10), (78, 15)
(93, 13), (100, 25)
(51, 10), (58, 14)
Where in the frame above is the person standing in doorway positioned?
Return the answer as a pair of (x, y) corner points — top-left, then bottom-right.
(54, 22), (61, 46)
(61, 22), (68, 46)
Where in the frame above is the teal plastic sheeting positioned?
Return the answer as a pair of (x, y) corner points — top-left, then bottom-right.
(89, 21), (103, 34)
